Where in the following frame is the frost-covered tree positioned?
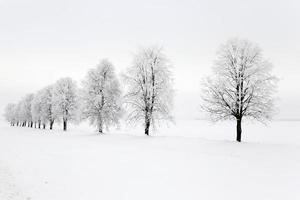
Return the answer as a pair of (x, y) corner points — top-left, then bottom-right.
(82, 59), (122, 133)
(124, 46), (174, 135)
(52, 77), (79, 131)
(18, 100), (28, 127)
(22, 94), (34, 127)
(14, 102), (22, 126)
(4, 103), (17, 126)
(31, 90), (43, 128)
(201, 38), (278, 142)
(40, 85), (56, 130)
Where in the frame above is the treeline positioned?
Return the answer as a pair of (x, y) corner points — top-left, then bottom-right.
(4, 46), (174, 135)
(4, 38), (278, 142)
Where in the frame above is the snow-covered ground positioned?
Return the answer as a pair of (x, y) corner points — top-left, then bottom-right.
(0, 119), (299, 200)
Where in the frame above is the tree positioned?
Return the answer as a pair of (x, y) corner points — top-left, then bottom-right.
(201, 38), (278, 142)
(82, 59), (122, 133)
(31, 90), (43, 129)
(52, 77), (79, 131)
(17, 100), (28, 127)
(4, 103), (17, 126)
(123, 46), (174, 135)
(22, 94), (34, 127)
(15, 102), (22, 126)
(40, 85), (56, 130)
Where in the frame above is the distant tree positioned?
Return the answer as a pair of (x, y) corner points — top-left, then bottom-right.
(82, 59), (122, 133)
(17, 100), (28, 127)
(40, 85), (56, 130)
(22, 94), (34, 127)
(123, 46), (174, 135)
(13, 102), (21, 126)
(52, 77), (79, 131)
(4, 103), (16, 126)
(31, 90), (43, 129)
(201, 38), (278, 142)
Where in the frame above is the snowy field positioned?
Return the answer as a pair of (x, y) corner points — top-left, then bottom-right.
(0, 119), (300, 200)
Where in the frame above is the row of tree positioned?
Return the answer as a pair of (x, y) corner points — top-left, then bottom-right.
(4, 38), (278, 142)
(4, 46), (174, 135)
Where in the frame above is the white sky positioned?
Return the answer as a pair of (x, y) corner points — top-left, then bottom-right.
(0, 0), (300, 120)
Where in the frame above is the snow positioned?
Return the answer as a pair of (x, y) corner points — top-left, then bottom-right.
(0, 119), (299, 200)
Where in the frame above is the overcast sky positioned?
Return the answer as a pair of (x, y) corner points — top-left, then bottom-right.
(0, 0), (299, 120)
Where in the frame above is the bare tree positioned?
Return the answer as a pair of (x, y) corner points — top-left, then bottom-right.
(82, 59), (122, 133)
(124, 46), (174, 135)
(4, 103), (17, 126)
(18, 99), (28, 127)
(31, 90), (43, 129)
(52, 77), (79, 131)
(201, 38), (278, 142)
(40, 85), (56, 130)
(22, 94), (34, 127)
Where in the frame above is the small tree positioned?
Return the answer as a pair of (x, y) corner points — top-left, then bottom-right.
(82, 59), (122, 133)
(4, 103), (17, 126)
(40, 85), (56, 130)
(52, 77), (79, 131)
(17, 100), (28, 127)
(15, 102), (22, 126)
(201, 38), (278, 142)
(22, 94), (34, 127)
(124, 46), (174, 135)
(31, 90), (43, 129)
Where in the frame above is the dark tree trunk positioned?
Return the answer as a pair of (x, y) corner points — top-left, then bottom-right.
(98, 121), (103, 134)
(43, 124), (46, 129)
(63, 119), (67, 131)
(98, 113), (103, 134)
(236, 118), (242, 142)
(50, 120), (54, 130)
(38, 120), (41, 129)
(30, 121), (33, 128)
(145, 117), (150, 136)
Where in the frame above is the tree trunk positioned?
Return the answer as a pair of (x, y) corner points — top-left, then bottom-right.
(50, 120), (54, 130)
(97, 113), (103, 134)
(34, 122), (36, 128)
(63, 119), (67, 131)
(145, 115), (150, 136)
(236, 118), (242, 142)
(31, 121), (33, 128)
(98, 121), (103, 134)
(43, 124), (46, 129)
(38, 120), (41, 129)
